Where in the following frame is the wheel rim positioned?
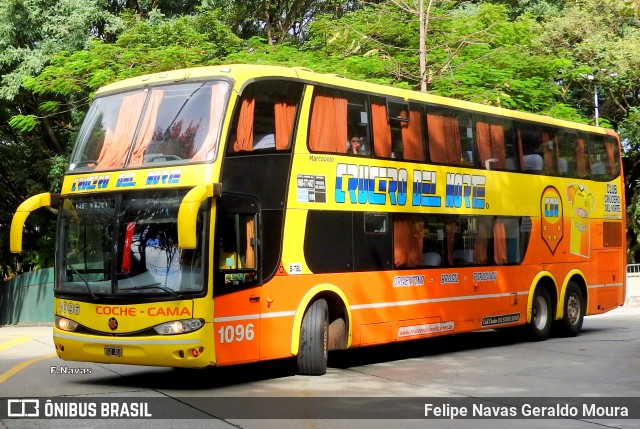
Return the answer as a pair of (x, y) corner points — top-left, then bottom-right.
(533, 295), (548, 331)
(566, 293), (580, 325)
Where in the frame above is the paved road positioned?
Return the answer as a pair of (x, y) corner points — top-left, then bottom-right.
(1, 306), (639, 428)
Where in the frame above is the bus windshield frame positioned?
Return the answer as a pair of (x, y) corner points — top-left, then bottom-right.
(56, 189), (208, 299)
(68, 80), (230, 172)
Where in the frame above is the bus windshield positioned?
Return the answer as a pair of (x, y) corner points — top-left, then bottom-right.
(57, 190), (207, 297)
(69, 81), (229, 171)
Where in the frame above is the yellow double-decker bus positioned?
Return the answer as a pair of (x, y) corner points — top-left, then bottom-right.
(11, 64), (625, 375)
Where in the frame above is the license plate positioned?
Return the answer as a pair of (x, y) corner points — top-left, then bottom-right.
(104, 346), (122, 357)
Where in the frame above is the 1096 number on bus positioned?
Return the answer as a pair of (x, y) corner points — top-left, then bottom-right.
(218, 323), (255, 344)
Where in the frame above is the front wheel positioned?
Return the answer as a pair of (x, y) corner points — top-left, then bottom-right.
(557, 281), (584, 337)
(527, 287), (553, 341)
(297, 298), (329, 376)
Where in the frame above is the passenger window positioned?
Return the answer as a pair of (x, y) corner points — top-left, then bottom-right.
(427, 107), (472, 166)
(229, 80), (303, 153)
(517, 124), (543, 173)
(141, 82), (229, 165)
(393, 215), (425, 268)
(309, 88), (371, 156)
(393, 214), (529, 269)
(516, 124), (561, 175)
(589, 135), (607, 180)
(605, 136), (620, 180)
(475, 116), (515, 170)
(217, 212), (258, 287)
(589, 134), (620, 181)
(370, 98), (425, 161)
(364, 213), (388, 233)
(346, 96), (371, 156)
(559, 131), (590, 179)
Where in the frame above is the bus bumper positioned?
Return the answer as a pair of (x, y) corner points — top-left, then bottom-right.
(52, 324), (215, 368)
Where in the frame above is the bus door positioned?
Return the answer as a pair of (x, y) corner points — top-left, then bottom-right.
(213, 194), (262, 364)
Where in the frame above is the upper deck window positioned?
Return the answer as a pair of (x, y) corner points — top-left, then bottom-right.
(228, 80), (303, 153)
(69, 81), (229, 172)
(589, 134), (620, 181)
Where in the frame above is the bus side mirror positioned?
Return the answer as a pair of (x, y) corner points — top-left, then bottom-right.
(177, 183), (221, 249)
(10, 193), (59, 253)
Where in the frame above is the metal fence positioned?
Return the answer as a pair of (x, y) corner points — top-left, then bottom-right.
(0, 268), (54, 325)
(626, 264), (640, 307)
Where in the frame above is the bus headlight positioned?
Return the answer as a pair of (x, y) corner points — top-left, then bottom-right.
(55, 316), (79, 332)
(153, 319), (205, 335)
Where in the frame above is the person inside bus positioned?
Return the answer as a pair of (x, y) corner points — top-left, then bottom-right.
(521, 132), (543, 172)
(558, 157), (568, 176)
(522, 152), (543, 172)
(347, 135), (367, 155)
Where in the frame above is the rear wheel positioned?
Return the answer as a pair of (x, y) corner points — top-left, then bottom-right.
(557, 281), (584, 337)
(297, 298), (328, 376)
(527, 287), (553, 340)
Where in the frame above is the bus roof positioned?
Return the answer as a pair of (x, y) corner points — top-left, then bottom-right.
(96, 63), (610, 136)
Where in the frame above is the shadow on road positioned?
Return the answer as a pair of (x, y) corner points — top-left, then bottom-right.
(71, 324), (611, 390)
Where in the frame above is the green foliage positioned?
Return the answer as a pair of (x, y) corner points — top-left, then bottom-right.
(8, 114), (39, 132)
(18, 10), (241, 125)
(48, 155), (68, 193)
(535, 0), (640, 124)
(0, 0), (110, 100)
(619, 107), (640, 262)
(542, 104), (589, 123)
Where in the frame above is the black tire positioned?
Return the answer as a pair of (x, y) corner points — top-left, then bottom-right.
(527, 287), (553, 341)
(557, 281), (584, 337)
(297, 298), (329, 376)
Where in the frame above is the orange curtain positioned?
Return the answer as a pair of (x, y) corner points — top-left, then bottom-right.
(128, 90), (164, 166)
(576, 138), (586, 178)
(604, 140), (616, 178)
(97, 92), (147, 170)
(489, 124), (505, 168)
(427, 114), (447, 163)
(427, 114), (460, 164)
(372, 103), (392, 157)
(193, 82), (227, 161)
(309, 95), (348, 153)
(232, 96), (255, 152)
(493, 220), (507, 265)
(394, 217), (423, 267)
(245, 218), (255, 269)
(401, 110), (424, 161)
(476, 122), (491, 168)
(274, 101), (296, 150)
(445, 117), (461, 164)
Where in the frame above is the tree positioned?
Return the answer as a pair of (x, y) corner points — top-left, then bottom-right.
(204, 0), (360, 45)
(535, 0), (640, 125)
(619, 108), (640, 262)
(389, 0), (450, 92)
(1, 7), (240, 276)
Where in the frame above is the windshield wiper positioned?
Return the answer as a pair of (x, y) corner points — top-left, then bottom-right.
(64, 259), (98, 300)
(119, 283), (181, 297)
